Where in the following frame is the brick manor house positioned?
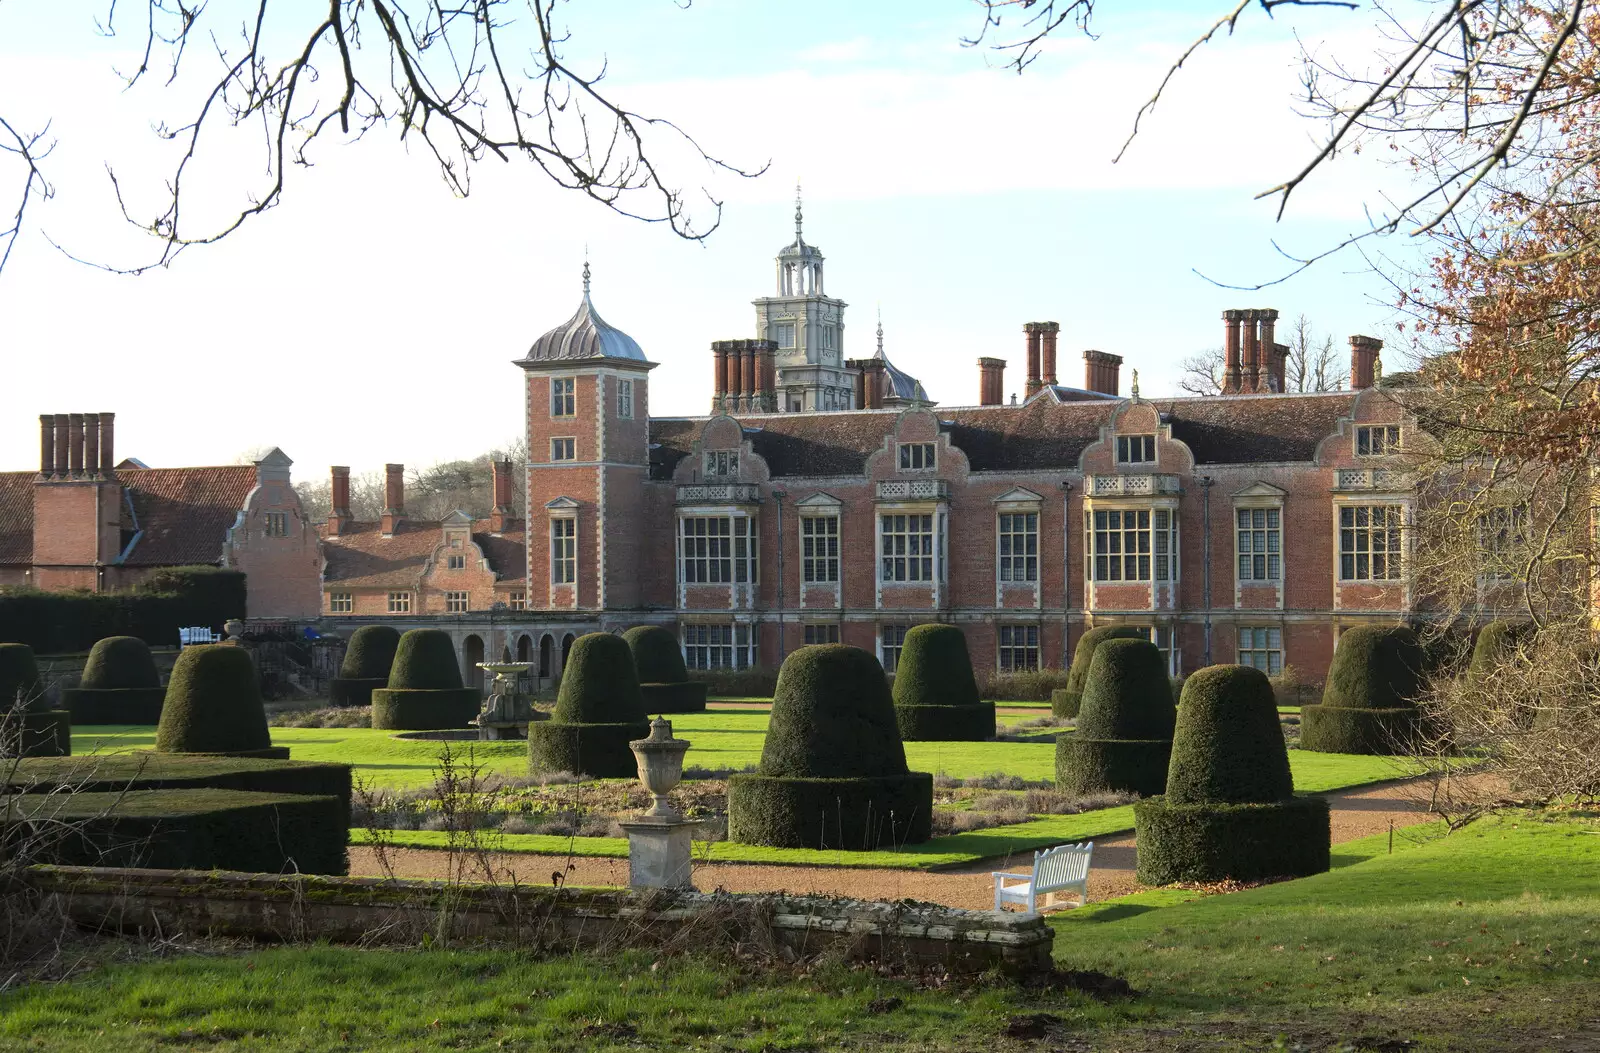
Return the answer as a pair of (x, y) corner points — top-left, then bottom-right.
(312, 210), (1415, 692)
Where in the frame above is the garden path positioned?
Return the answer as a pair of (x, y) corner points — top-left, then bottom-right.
(348, 774), (1471, 911)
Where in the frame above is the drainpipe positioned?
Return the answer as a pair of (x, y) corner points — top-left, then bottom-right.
(1200, 476), (1213, 666)
(1060, 480), (1073, 666)
(773, 489), (787, 661)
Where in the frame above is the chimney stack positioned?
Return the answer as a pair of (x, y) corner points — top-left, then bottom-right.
(328, 466), (352, 536)
(865, 358), (886, 409)
(381, 463), (405, 536)
(489, 460), (513, 533)
(1083, 350), (1123, 396)
(1257, 310), (1279, 391)
(52, 413), (69, 479)
(1039, 322), (1059, 386)
(1349, 335), (1382, 390)
(67, 414), (84, 475)
(978, 357), (1006, 406)
(711, 342), (728, 411)
(1023, 323), (1044, 396)
(83, 413), (100, 473)
(1223, 310), (1243, 393)
(37, 412), (117, 481)
(1268, 343), (1289, 393)
(760, 341), (777, 412)
(98, 412), (114, 474)
(1240, 310), (1261, 393)
(38, 415), (54, 478)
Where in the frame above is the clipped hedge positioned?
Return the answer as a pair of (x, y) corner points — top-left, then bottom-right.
(1055, 738), (1171, 798)
(892, 624), (990, 741)
(155, 644), (282, 758)
(0, 568), (245, 653)
(1300, 625), (1425, 755)
(529, 633), (649, 778)
(0, 642), (44, 709)
(894, 702), (997, 742)
(624, 626), (707, 714)
(2, 788), (347, 875)
(1056, 639), (1175, 796)
(1, 642), (69, 758)
(726, 773), (934, 850)
(3, 753), (352, 819)
(526, 722), (649, 780)
(639, 681), (708, 715)
(330, 626), (401, 707)
(63, 636), (165, 724)
(1053, 625), (1147, 718)
(370, 688), (483, 731)
(1468, 620), (1528, 680)
(1166, 664), (1292, 805)
(387, 629), (466, 691)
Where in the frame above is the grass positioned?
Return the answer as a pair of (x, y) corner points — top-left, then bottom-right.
(2, 811), (1595, 1051)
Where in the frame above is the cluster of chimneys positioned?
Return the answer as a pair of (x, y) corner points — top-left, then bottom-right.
(974, 324), (1123, 405)
(325, 460), (517, 537)
(37, 413), (116, 478)
(710, 339), (779, 413)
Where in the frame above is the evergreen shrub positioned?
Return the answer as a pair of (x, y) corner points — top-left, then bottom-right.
(1299, 625), (1424, 754)
(1, 642), (70, 758)
(728, 645), (932, 848)
(0, 568), (245, 653)
(370, 629), (481, 731)
(155, 644), (285, 758)
(892, 624), (994, 741)
(1053, 625), (1147, 718)
(62, 636), (166, 724)
(330, 626), (401, 707)
(4, 753), (352, 818)
(1135, 664), (1329, 884)
(623, 625), (707, 714)
(528, 632), (650, 778)
(1055, 638), (1175, 796)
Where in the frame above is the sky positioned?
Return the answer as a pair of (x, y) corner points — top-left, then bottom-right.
(0, 1), (1433, 481)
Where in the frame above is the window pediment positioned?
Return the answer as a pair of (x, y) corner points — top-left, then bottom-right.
(546, 496), (580, 512)
(795, 491), (842, 509)
(1232, 481), (1287, 501)
(993, 486), (1044, 508)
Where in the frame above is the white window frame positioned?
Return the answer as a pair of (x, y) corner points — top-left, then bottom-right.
(1356, 425), (1401, 457)
(551, 517), (577, 585)
(1116, 435), (1156, 464)
(1339, 504), (1404, 581)
(387, 591), (411, 614)
(879, 513), (935, 583)
(679, 516), (757, 585)
(880, 624), (909, 673)
(803, 623), (840, 645)
(329, 592), (353, 613)
(551, 377), (576, 417)
(617, 379), (634, 419)
(775, 322), (796, 349)
(1089, 508), (1177, 583)
(998, 511), (1039, 584)
(1236, 507), (1282, 582)
(683, 623), (755, 670)
(820, 325), (835, 350)
(801, 514), (840, 583)
(898, 443), (936, 471)
(551, 437), (576, 462)
(263, 511), (288, 537)
(998, 624), (1040, 671)
(445, 591), (469, 613)
(1238, 626), (1284, 675)
(508, 592), (526, 611)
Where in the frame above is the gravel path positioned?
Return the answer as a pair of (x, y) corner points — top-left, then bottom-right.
(350, 775), (1463, 910)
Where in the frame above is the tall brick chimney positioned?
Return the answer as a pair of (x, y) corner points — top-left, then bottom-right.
(1023, 323), (1044, 396)
(38, 414), (54, 478)
(1240, 310), (1261, 393)
(1223, 310), (1243, 393)
(1268, 343), (1289, 393)
(52, 413), (70, 478)
(1039, 322), (1059, 386)
(865, 358), (886, 409)
(381, 463), (405, 536)
(759, 341), (777, 412)
(98, 412), (114, 474)
(489, 459), (513, 533)
(1257, 310), (1278, 391)
(1083, 350), (1123, 396)
(711, 342), (728, 411)
(83, 413), (101, 474)
(1349, 335), (1382, 390)
(978, 357), (1006, 405)
(66, 414), (85, 475)
(328, 466), (352, 536)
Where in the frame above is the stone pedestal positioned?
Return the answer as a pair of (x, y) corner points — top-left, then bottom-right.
(620, 816), (697, 890)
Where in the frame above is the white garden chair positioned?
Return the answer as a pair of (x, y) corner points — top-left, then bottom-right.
(992, 841), (1093, 914)
(178, 627), (219, 647)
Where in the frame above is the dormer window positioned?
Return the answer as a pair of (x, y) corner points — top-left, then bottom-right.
(898, 443), (936, 471)
(1356, 425), (1401, 456)
(705, 451), (738, 477)
(1116, 435), (1156, 464)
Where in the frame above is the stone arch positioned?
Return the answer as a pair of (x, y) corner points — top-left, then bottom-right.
(516, 633), (532, 663)
(538, 633), (554, 679)
(463, 634), (485, 694)
(560, 633), (576, 674)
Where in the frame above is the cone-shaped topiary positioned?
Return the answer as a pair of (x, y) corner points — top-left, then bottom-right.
(1052, 625), (1147, 718)
(1299, 625), (1424, 754)
(622, 625), (707, 714)
(728, 644), (933, 849)
(1056, 638), (1175, 796)
(155, 644), (286, 758)
(1135, 665), (1329, 884)
(62, 636), (165, 724)
(0, 642), (70, 757)
(329, 626), (401, 707)
(370, 629), (481, 730)
(528, 632), (651, 778)
(892, 624), (995, 741)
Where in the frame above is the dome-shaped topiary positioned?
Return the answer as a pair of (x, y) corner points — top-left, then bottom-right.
(528, 632), (651, 778)
(1053, 625), (1147, 718)
(329, 626), (401, 707)
(1300, 625), (1425, 754)
(370, 629), (479, 730)
(1056, 638), (1175, 796)
(0, 642), (45, 711)
(63, 636), (165, 725)
(0, 641), (70, 757)
(729, 645), (933, 849)
(155, 644), (284, 758)
(622, 625), (706, 714)
(1134, 663), (1329, 884)
(1165, 664), (1292, 805)
(892, 624), (994, 741)
(1468, 620), (1527, 680)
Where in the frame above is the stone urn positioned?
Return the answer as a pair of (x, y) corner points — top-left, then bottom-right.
(223, 619), (245, 640)
(630, 717), (691, 819)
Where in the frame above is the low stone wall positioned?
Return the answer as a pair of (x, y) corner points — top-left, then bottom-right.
(23, 865), (1054, 974)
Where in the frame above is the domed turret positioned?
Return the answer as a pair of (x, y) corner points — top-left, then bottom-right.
(521, 262), (647, 363)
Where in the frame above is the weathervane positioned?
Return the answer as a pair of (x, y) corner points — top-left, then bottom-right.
(795, 181), (803, 242)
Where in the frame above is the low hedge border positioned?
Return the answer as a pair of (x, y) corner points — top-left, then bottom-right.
(329, 677), (388, 708)
(1133, 794), (1331, 884)
(893, 702), (995, 742)
(3, 754), (352, 818)
(2, 711), (70, 758)
(727, 772), (934, 850)
(162, 746), (293, 760)
(639, 682), (708, 715)
(2, 788), (347, 875)
(370, 688), (481, 731)
(1050, 688), (1080, 719)
(62, 687), (166, 726)
(527, 721), (651, 779)
(1055, 737), (1171, 797)
(1299, 705), (1420, 755)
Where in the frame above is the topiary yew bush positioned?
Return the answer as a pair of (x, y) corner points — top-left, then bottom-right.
(155, 644), (286, 758)
(892, 624), (995, 741)
(728, 644), (933, 849)
(1052, 625), (1147, 718)
(62, 636), (165, 725)
(0, 642), (70, 758)
(528, 632), (651, 778)
(1299, 625), (1425, 755)
(370, 629), (481, 731)
(330, 626), (401, 707)
(622, 625), (707, 714)
(1055, 638), (1175, 796)
(1468, 620), (1528, 680)
(1135, 664), (1329, 884)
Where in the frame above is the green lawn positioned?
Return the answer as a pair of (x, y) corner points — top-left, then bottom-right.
(3, 811), (1594, 1051)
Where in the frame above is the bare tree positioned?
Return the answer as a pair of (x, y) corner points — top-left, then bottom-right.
(293, 439), (524, 525)
(1284, 313), (1342, 393)
(1177, 346), (1224, 396)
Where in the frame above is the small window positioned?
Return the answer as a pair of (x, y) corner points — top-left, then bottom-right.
(329, 592), (353, 613)
(775, 323), (796, 349)
(999, 625), (1040, 671)
(880, 624), (909, 673)
(898, 443), (936, 471)
(1356, 425), (1401, 456)
(683, 623), (753, 670)
(445, 591), (469, 613)
(618, 379), (634, 419)
(1237, 508), (1282, 581)
(551, 378), (576, 417)
(820, 325), (835, 350)
(804, 624), (840, 645)
(801, 515), (840, 583)
(704, 451), (739, 477)
(1116, 435), (1156, 464)
(1238, 627), (1283, 675)
(551, 438), (576, 462)
(552, 518), (577, 584)
(263, 512), (288, 537)
(508, 592), (526, 611)
(446, 554), (467, 570)
(387, 591), (411, 614)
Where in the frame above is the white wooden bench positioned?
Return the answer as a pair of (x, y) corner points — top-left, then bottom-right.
(178, 627), (220, 647)
(992, 841), (1093, 914)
